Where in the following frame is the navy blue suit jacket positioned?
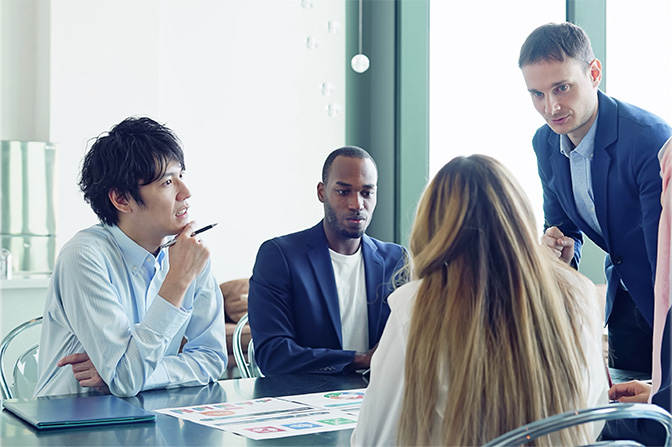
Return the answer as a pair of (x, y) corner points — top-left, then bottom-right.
(601, 309), (671, 445)
(533, 90), (671, 325)
(248, 221), (407, 375)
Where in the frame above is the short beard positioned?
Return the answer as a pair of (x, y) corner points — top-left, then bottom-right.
(324, 203), (365, 240)
(339, 227), (364, 239)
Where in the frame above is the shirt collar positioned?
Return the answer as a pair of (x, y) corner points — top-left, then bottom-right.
(560, 111), (599, 159)
(105, 224), (165, 276)
(329, 244), (362, 260)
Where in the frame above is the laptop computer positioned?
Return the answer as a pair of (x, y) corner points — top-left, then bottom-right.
(2, 394), (155, 429)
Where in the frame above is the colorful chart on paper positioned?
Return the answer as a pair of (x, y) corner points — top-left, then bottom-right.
(155, 388), (366, 440)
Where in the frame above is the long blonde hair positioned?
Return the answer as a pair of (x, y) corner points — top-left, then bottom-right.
(398, 155), (590, 446)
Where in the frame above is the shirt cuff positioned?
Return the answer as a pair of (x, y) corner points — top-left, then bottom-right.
(144, 295), (191, 338)
(144, 362), (170, 390)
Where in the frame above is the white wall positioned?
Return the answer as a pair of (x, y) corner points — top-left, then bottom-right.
(41, 0), (345, 281)
(1, 0), (50, 141)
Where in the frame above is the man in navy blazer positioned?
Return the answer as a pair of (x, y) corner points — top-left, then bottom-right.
(519, 22), (672, 373)
(248, 147), (406, 375)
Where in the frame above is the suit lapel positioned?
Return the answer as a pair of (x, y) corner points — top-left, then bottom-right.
(591, 90), (619, 247)
(362, 235), (384, 348)
(306, 222), (344, 346)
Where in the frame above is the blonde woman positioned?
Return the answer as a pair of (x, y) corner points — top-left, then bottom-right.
(351, 155), (608, 446)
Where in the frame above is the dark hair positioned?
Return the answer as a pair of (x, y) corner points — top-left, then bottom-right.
(321, 146), (376, 183)
(518, 22), (595, 69)
(79, 116), (185, 226)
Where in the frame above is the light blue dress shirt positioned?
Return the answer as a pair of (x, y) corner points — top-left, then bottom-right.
(560, 113), (603, 237)
(34, 224), (227, 397)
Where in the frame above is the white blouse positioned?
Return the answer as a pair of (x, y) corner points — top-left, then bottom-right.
(351, 273), (609, 446)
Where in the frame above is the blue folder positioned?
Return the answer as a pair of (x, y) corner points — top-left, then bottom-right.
(2, 394), (155, 429)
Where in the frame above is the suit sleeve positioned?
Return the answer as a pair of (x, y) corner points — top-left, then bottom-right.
(533, 131), (584, 267)
(632, 124), (670, 288)
(248, 240), (357, 375)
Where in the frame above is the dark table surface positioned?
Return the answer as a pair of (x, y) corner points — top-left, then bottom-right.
(608, 367), (651, 384)
(2, 368), (649, 446)
(1, 374), (369, 446)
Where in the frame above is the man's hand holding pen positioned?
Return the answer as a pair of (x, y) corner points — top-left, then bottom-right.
(159, 223), (218, 249)
(541, 226), (575, 264)
(158, 222), (215, 308)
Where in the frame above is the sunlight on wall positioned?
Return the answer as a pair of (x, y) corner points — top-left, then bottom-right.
(429, 2), (565, 235)
(606, 0), (672, 125)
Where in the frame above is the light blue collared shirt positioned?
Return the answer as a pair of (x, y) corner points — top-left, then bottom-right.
(560, 113), (603, 238)
(34, 224), (227, 397)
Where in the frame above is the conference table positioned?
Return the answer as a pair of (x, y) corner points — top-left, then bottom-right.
(1, 374), (369, 446)
(1, 368), (651, 446)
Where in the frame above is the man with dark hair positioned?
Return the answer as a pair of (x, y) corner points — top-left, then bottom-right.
(34, 117), (227, 397)
(248, 146), (406, 375)
(519, 22), (672, 373)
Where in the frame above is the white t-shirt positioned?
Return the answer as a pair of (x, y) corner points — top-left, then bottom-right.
(329, 247), (369, 353)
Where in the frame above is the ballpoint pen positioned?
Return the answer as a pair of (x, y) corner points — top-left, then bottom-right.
(159, 223), (218, 249)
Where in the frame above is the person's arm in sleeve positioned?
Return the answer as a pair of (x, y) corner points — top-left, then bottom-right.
(601, 308), (671, 445)
(533, 132), (583, 267)
(634, 125), (671, 288)
(57, 244), (189, 396)
(351, 293), (406, 446)
(248, 240), (357, 375)
(576, 274), (610, 440)
(601, 365), (670, 445)
(142, 264), (228, 391)
(58, 235), (226, 396)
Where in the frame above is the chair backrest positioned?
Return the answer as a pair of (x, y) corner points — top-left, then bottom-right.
(484, 403), (672, 447)
(0, 316), (43, 399)
(13, 344), (39, 398)
(232, 313), (263, 379)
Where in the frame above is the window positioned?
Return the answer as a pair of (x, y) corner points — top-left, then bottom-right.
(606, 0), (672, 124)
(429, 1), (566, 233)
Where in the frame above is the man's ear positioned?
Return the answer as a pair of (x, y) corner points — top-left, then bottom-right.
(108, 189), (132, 214)
(317, 182), (326, 203)
(589, 58), (602, 87)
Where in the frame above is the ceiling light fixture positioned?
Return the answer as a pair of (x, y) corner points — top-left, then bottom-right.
(350, 0), (369, 73)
